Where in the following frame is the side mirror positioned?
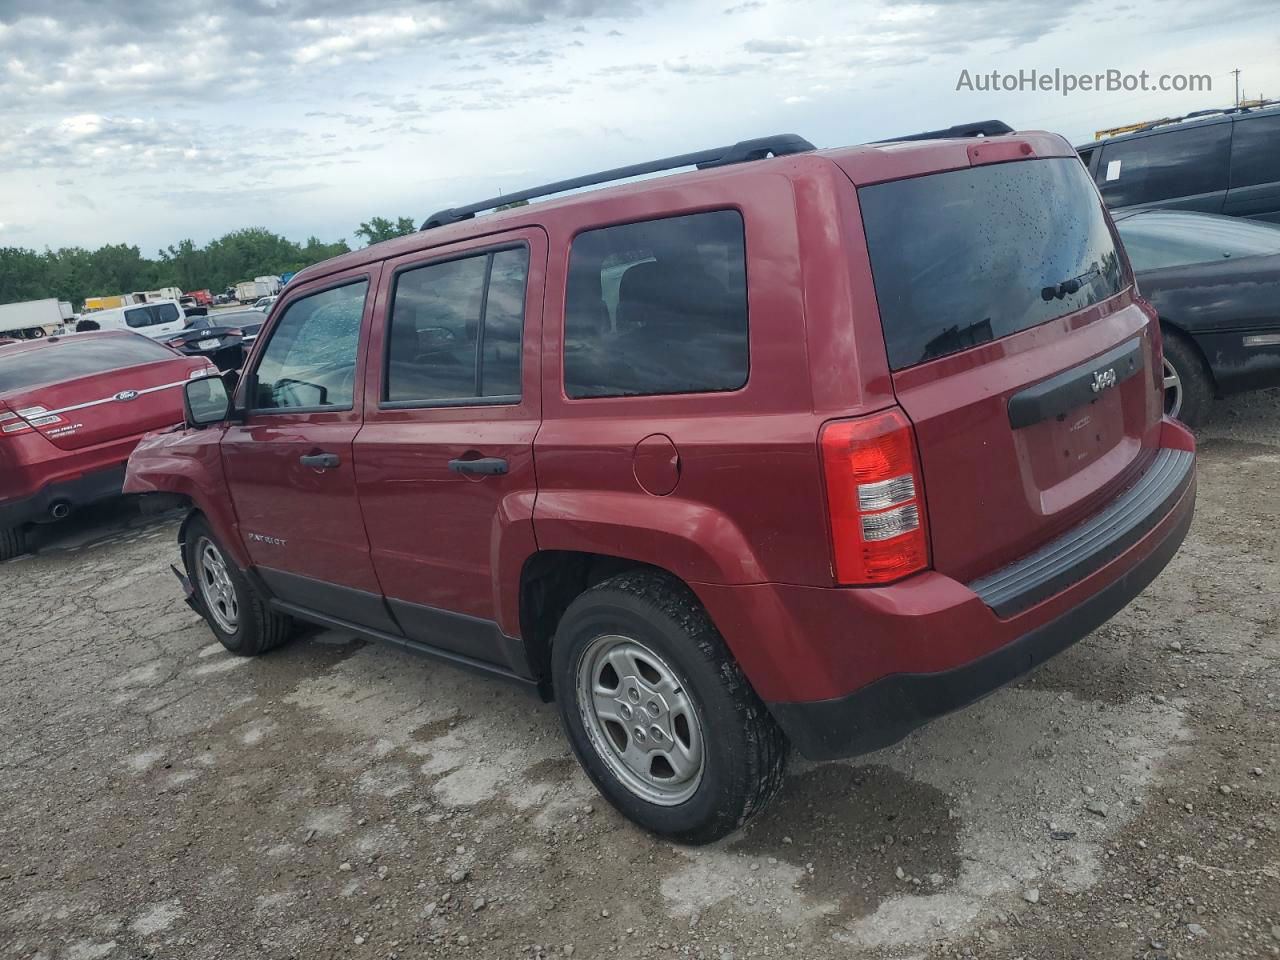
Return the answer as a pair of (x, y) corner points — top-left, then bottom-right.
(184, 375), (231, 427)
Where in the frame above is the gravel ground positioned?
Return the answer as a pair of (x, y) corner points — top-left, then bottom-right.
(2, 391), (1278, 960)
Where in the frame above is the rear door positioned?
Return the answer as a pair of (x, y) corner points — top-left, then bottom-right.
(221, 266), (394, 629)
(855, 155), (1164, 584)
(353, 229), (545, 668)
(1095, 122), (1231, 213)
(1224, 112), (1280, 222)
(0, 335), (203, 451)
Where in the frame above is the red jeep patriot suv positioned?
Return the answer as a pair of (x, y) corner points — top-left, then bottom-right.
(126, 125), (1196, 842)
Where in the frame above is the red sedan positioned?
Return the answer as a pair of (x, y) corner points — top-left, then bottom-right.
(0, 331), (214, 560)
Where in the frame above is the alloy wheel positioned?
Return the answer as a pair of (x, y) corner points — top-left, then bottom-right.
(1162, 357), (1183, 418)
(196, 537), (239, 634)
(575, 634), (705, 805)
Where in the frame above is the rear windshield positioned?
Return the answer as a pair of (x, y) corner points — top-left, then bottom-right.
(0, 336), (177, 392)
(125, 303), (181, 328)
(859, 157), (1126, 370)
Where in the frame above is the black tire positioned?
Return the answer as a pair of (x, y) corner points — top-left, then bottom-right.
(183, 515), (293, 656)
(552, 570), (789, 844)
(1161, 327), (1214, 428)
(0, 525), (27, 562)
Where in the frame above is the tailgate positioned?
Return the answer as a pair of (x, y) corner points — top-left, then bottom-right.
(6, 358), (199, 451)
(856, 154), (1164, 584)
(891, 304), (1161, 582)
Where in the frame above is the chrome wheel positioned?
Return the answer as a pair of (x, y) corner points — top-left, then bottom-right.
(1163, 357), (1183, 418)
(576, 634), (705, 806)
(196, 537), (239, 634)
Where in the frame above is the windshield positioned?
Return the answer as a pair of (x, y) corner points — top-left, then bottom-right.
(1117, 212), (1280, 271)
(0, 337), (176, 392)
(859, 157), (1126, 370)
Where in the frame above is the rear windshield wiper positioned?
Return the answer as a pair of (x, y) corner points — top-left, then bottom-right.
(1041, 265), (1101, 302)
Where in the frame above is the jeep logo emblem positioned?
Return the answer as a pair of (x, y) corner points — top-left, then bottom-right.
(1090, 368), (1117, 393)
(114, 390), (139, 402)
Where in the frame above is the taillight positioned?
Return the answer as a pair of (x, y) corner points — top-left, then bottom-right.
(820, 408), (929, 585)
(0, 405), (63, 437)
(0, 409), (30, 436)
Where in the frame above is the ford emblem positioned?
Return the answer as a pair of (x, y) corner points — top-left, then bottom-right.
(114, 389), (139, 402)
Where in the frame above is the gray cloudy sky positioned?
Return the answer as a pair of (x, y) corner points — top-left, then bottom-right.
(1, 0), (1276, 251)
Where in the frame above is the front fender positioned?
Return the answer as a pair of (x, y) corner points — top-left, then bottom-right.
(125, 427), (248, 569)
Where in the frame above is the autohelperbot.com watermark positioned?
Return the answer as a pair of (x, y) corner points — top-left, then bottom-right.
(956, 68), (1212, 97)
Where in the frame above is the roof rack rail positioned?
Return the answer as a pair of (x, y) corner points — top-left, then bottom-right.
(1095, 99), (1280, 139)
(1138, 107), (1237, 133)
(420, 133), (817, 230)
(873, 120), (1014, 143)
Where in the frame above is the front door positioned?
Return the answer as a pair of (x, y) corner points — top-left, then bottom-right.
(222, 266), (396, 632)
(354, 229), (546, 670)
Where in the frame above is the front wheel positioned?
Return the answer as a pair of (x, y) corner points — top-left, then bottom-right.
(552, 571), (789, 844)
(183, 516), (294, 656)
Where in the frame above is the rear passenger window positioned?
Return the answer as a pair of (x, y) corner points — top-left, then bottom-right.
(564, 210), (748, 398)
(1229, 113), (1280, 188)
(384, 247), (529, 404)
(1097, 123), (1231, 207)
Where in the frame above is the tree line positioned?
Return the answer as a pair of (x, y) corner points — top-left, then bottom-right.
(0, 216), (420, 310)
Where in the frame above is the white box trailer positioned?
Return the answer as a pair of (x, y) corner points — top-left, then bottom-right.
(0, 299), (71, 339)
(253, 276), (282, 296)
(130, 287), (184, 304)
(235, 280), (270, 303)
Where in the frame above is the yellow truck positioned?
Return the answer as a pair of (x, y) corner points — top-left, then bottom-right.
(84, 294), (131, 311)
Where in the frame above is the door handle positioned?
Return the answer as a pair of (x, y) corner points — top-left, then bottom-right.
(448, 457), (509, 476)
(299, 452), (340, 469)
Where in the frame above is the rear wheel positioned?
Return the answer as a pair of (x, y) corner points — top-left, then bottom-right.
(1161, 328), (1213, 427)
(183, 516), (293, 656)
(0, 526), (27, 562)
(552, 570), (789, 844)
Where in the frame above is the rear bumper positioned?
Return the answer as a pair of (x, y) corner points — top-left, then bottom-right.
(0, 463), (127, 528)
(695, 421), (1196, 760)
(768, 480), (1192, 759)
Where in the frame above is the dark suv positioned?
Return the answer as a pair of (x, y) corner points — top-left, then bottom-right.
(1078, 102), (1280, 221)
(126, 128), (1196, 842)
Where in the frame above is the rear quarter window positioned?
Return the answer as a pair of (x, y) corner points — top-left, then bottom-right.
(0, 336), (178, 392)
(563, 210), (748, 398)
(1229, 112), (1280, 189)
(859, 157), (1126, 370)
